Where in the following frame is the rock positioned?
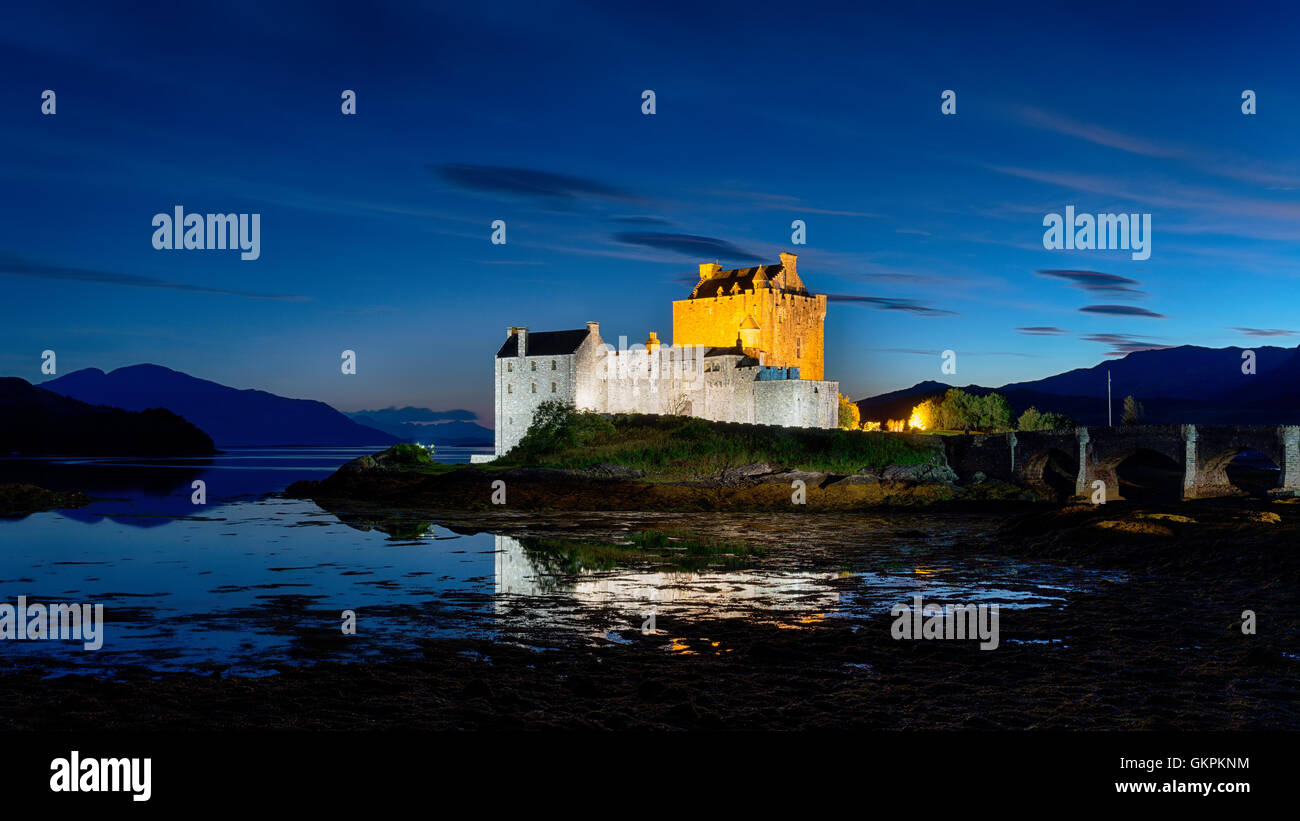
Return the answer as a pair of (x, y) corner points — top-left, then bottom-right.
(338, 455), (390, 474)
(565, 463), (646, 480)
(881, 462), (958, 485)
(718, 462), (777, 483)
(970, 471), (987, 484)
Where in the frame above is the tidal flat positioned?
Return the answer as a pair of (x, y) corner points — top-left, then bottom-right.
(2, 497), (1296, 731)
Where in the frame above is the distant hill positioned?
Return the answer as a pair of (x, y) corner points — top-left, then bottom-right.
(42, 365), (399, 447)
(345, 409), (493, 446)
(0, 377), (216, 456)
(856, 345), (1300, 426)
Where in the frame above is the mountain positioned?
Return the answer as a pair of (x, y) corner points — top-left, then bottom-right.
(0, 377), (216, 456)
(345, 409), (493, 446)
(856, 345), (1300, 426)
(42, 365), (399, 447)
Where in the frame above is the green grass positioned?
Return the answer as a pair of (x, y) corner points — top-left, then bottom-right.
(495, 412), (938, 479)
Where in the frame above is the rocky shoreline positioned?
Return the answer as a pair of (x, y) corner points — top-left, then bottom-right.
(0, 483), (90, 517)
(285, 452), (1038, 513)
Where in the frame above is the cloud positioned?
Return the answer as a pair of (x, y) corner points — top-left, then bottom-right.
(1037, 269), (1145, 297)
(611, 232), (764, 262)
(0, 253), (308, 301)
(1081, 332), (1172, 356)
(432, 163), (637, 203)
(1012, 105), (1185, 160)
(825, 294), (957, 316)
(611, 215), (674, 226)
(1079, 305), (1165, 318)
(864, 347), (1036, 357)
(1017, 326), (1069, 336)
(1231, 327), (1297, 337)
(702, 189), (885, 218)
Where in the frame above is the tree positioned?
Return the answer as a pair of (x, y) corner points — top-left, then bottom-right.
(1018, 407), (1075, 431)
(1121, 395), (1144, 426)
(909, 397), (940, 430)
(937, 388), (976, 430)
(838, 393), (861, 430)
(975, 393), (1013, 430)
(1017, 406), (1044, 431)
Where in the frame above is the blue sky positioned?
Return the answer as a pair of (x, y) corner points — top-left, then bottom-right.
(3, 0), (1300, 424)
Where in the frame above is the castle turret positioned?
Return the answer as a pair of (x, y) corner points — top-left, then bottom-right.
(738, 315), (760, 352)
(645, 331), (661, 352)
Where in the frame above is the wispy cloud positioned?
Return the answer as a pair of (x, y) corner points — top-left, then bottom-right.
(1080, 332), (1172, 357)
(864, 347), (1036, 357)
(1037, 269), (1146, 298)
(1079, 304), (1165, 318)
(0, 254), (308, 301)
(611, 232), (763, 262)
(432, 163), (639, 204)
(1231, 327), (1297, 337)
(1017, 326), (1069, 336)
(826, 294), (957, 316)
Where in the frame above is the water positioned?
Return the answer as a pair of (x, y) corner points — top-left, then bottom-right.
(0, 447), (1112, 677)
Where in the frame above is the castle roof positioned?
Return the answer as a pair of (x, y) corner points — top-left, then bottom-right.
(689, 263), (809, 299)
(496, 328), (590, 358)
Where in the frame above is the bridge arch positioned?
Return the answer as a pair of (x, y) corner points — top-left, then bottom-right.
(1022, 447), (1078, 501)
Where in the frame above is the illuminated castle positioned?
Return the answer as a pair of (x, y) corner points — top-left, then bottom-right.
(674, 252), (827, 380)
(492, 253), (838, 456)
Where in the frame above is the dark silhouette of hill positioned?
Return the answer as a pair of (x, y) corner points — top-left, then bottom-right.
(856, 345), (1300, 426)
(42, 364), (398, 447)
(0, 377), (215, 456)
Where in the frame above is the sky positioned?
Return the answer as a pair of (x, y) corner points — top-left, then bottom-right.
(3, 0), (1300, 425)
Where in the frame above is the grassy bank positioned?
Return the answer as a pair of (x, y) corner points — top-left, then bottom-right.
(493, 408), (939, 480)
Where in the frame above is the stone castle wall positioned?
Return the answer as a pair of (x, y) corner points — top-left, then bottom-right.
(671, 290), (827, 380)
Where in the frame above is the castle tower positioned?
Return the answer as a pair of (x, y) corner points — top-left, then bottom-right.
(671, 252), (827, 379)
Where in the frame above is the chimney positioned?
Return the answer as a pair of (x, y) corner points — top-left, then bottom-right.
(586, 320), (600, 342)
(508, 326), (528, 357)
(699, 262), (722, 280)
(779, 252), (797, 277)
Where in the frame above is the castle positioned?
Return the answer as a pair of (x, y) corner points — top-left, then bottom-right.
(492, 252), (839, 456)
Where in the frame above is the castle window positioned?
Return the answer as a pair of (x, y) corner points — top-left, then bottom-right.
(530, 361), (536, 371)
(551, 382), (557, 392)
(507, 384), (512, 394)
(507, 362), (513, 372)
(551, 360), (557, 370)
(509, 417), (513, 425)
(531, 383), (537, 393)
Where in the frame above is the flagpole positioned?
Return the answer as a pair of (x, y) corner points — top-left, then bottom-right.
(1108, 370), (1112, 427)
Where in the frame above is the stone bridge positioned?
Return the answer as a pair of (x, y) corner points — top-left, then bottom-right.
(943, 424), (1300, 501)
